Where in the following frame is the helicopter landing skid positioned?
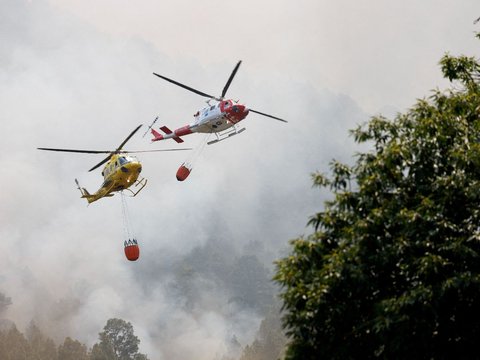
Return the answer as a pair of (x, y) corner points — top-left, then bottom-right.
(124, 177), (147, 197)
(207, 126), (246, 145)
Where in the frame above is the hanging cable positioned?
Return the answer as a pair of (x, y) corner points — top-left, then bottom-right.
(121, 191), (140, 261)
(184, 133), (211, 169)
(120, 191), (133, 242)
(176, 133), (211, 181)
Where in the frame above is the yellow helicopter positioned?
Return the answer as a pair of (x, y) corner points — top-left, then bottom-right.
(38, 124), (190, 204)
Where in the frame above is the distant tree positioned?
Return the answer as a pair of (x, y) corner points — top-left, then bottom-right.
(0, 329), (5, 358)
(133, 354), (149, 360)
(173, 239), (276, 313)
(228, 255), (274, 310)
(0, 325), (31, 359)
(172, 238), (234, 311)
(0, 291), (12, 314)
(240, 339), (262, 360)
(26, 322), (57, 360)
(275, 35), (480, 359)
(90, 342), (116, 360)
(57, 337), (89, 360)
(92, 318), (149, 360)
(239, 301), (287, 360)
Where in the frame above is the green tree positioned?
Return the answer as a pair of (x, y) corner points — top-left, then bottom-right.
(90, 342), (116, 360)
(275, 35), (480, 359)
(57, 337), (89, 360)
(228, 255), (274, 311)
(239, 301), (287, 360)
(92, 318), (149, 360)
(26, 322), (57, 360)
(0, 325), (31, 360)
(133, 354), (149, 360)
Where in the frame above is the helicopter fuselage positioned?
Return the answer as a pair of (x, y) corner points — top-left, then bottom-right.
(192, 99), (249, 132)
(101, 154), (142, 191)
(150, 61), (286, 145)
(78, 154), (146, 204)
(151, 99), (249, 143)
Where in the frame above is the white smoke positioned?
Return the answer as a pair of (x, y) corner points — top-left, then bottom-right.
(1, 0), (477, 359)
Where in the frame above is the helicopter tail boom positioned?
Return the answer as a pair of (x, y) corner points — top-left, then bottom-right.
(151, 128), (165, 142)
(75, 178), (109, 204)
(151, 125), (192, 143)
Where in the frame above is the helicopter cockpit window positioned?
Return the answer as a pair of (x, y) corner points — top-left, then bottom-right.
(119, 157), (128, 165)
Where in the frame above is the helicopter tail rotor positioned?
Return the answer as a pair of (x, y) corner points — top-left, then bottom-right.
(75, 178), (97, 203)
(143, 116), (159, 138)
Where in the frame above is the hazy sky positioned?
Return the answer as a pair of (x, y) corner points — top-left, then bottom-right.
(1, 1), (479, 359)
(47, 0), (480, 113)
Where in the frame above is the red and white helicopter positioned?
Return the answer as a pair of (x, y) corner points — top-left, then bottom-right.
(148, 61), (287, 180)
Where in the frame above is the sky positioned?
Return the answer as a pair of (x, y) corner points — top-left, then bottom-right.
(0, 0), (479, 359)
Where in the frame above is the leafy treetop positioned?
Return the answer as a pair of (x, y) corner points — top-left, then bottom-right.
(275, 34), (480, 360)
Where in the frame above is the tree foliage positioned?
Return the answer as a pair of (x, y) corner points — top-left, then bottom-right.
(26, 322), (57, 359)
(0, 318), (148, 360)
(275, 36), (480, 359)
(239, 300), (287, 360)
(0, 325), (31, 359)
(173, 238), (275, 313)
(57, 337), (89, 360)
(95, 318), (148, 360)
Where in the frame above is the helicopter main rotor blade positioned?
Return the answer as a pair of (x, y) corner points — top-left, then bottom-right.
(38, 148), (114, 154)
(115, 124), (143, 152)
(221, 60), (241, 99)
(88, 124), (142, 172)
(153, 73), (216, 99)
(249, 109), (288, 123)
(38, 147), (192, 154)
(89, 156), (111, 172)
(38, 146), (192, 172)
(119, 148), (192, 153)
(86, 124), (144, 172)
(90, 147), (192, 172)
(89, 124), (143, 172)
(37, 125), (144, 156)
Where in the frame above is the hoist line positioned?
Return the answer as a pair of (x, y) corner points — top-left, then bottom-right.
(120, 191), (134, 242)
(183, 133), (211, 169)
